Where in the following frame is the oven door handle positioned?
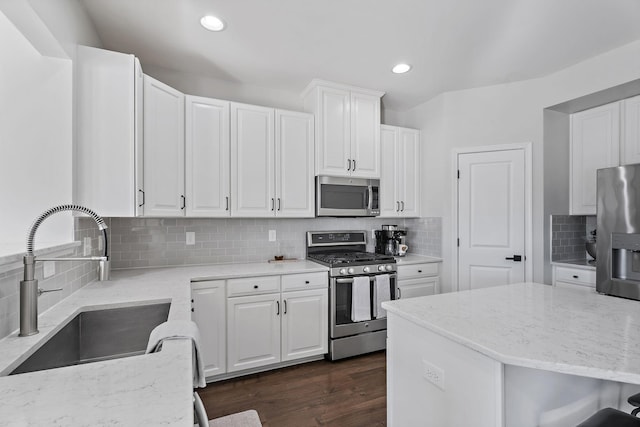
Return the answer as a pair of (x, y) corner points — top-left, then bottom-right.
(335, 274), (396, 284)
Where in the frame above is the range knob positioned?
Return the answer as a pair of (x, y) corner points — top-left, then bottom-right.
(347, 267), (355, 274)
(378, 265), (385, 272)
(385, 264), (393, 272)
(363, 266), (370, 273)
(339, 268), (347, 275)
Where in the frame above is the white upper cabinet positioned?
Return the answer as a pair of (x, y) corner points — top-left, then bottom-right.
(231, 103), (314, 218)
(143, 75), (185, 216)
(275, 110), (315, 217)
(75, 45), (143, 217)
(303, 79), (383, 178)
(231, 103), (275, 217)
(570, 101), (620, 215)
(380, 125), (420, 217)
(185, 96), (231, 217)
(622, 94), (640, 165)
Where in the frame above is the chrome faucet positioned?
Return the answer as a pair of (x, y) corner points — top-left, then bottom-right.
(19, 204), (110, 337)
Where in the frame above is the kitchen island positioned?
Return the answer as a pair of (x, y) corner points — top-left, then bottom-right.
(0, 260), (327, 426)
(383, 282), (640, 427)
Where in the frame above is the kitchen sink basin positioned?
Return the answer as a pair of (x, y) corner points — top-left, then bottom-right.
(10, 302), (170, 375)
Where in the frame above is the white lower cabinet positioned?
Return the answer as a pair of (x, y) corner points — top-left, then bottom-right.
(552, 265), (596, 292)
(191, 280), (226, 377)
(397, 262), (440, 300)
(193, 271), (329, 377)
(281, 289), (328, 361)
(227, 293), (281, 372)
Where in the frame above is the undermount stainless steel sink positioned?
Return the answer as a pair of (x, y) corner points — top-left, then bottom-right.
(10, 303), (170, 375)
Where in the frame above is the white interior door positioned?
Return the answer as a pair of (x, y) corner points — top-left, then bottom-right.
(458, 149), (526, 291)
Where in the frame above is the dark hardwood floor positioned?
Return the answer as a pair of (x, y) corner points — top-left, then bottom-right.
(198, 351), (387, 427)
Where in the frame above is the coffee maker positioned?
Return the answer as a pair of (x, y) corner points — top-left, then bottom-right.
(375, 225), (407, 256)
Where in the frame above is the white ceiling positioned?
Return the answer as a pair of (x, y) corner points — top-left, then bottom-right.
(79, 0), (640, 111)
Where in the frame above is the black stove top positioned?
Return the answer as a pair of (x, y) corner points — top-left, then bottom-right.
(307, 251), (395, 267)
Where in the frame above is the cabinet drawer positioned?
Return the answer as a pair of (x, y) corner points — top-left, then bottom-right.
(554, 266), (596, 286)
(397, 263), (439, 280)
(281, 272), (328, 291)
(227, 275), (281, 297)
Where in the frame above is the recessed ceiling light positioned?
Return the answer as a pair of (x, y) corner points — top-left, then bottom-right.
(392, 63), (412, 74)
(200, 15), (225, 32)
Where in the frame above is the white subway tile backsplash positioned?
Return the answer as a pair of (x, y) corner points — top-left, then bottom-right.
(107, 217), (442, 269)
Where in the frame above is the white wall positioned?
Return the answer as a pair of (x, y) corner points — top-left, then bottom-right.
(0, 9), (73, 256)
(143, 64), (304, 111)
(404, 39), (640, 292)
(0, 1), (101, 257)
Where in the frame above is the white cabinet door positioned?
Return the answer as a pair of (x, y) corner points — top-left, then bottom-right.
(623, 95), (640, 165)
(281, 289), (328, 361)
(379, 125), (421, 217)
(380, 126), (399, 217)
(398, 277), (438, 300)
(191, 280), (226, 378)
(231, 103), (275, 217)
(185, 96), (230, 217)
(350, 92), (380, 178)
(75, 46), (143, 217)
(398, 128), (420, 217)
(316, 86), (351, 176)
(275, 110), (314, 217)
(143, 75), (185, 216)
(227, 293), (280, 372)
(570, 102), (620, 215)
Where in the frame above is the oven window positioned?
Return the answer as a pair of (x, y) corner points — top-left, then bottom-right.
(321, 184), (367, 210)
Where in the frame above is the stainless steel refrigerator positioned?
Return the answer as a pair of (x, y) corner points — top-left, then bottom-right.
(597, 163), (640, 300)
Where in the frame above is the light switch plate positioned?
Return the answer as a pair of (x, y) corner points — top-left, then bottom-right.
(268, 230), (276, 242)
(83, 237), (92, 256)
(186, 232), (195, 245)
(43, 261), (55, 278)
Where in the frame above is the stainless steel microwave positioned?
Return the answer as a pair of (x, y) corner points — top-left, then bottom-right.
(316, 176), (380, 217)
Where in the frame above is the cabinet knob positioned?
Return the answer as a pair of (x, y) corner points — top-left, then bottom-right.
(254, 285), (259, 289)
(573, 275), (579, 279)
(191, 308), (194, 312)
(418, 270), (422, 273)
(305, 280), (310, 284)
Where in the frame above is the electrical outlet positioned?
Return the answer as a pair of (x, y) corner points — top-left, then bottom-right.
(83, 237), (92, 256)
(422, 359), (445, 390)
(186, 232), (195, 245)
(43, 261), (55, 278)
(268, 230), (276, 242)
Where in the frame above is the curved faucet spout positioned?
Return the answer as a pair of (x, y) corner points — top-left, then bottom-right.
(20, 204), (110, 337)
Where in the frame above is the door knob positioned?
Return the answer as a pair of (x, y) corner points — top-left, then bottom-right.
(505, 255), (522, 262)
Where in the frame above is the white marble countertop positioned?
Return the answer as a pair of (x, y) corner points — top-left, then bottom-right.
(394, 254), (442, 265)
(551, 259), (596, 270)
(0, 260), (328, 426)
(383, 282), (640, 385)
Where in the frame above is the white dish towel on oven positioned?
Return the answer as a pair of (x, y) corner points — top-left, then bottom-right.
(374, 274), (391, 319)
(351, 276), (372, 322)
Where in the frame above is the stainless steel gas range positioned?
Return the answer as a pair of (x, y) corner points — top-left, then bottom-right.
(306, 231), (398, 360)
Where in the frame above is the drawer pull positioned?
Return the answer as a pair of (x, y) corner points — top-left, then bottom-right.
(573, 275), (579, 279)
(305, 280), (310, 284)
(254, 285), (259, 289)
